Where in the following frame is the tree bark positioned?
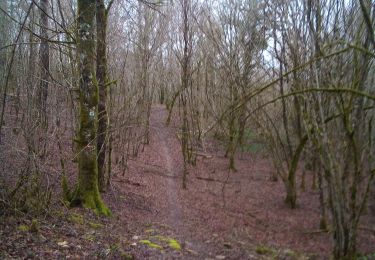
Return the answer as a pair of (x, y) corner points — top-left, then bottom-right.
(0, 0), (8, 75)
(96, 0), (108, 192)
(74, 0), (109, 215)
(39, 0), (49, 127)
(285, 135), (308, 208)
(180, 0), (192, 189)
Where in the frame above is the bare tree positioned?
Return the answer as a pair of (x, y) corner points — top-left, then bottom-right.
(38, 0), (49, 127)
(96, 0), (114, 192)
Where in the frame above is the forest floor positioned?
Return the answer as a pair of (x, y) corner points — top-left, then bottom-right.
(1, 105), (375, 259)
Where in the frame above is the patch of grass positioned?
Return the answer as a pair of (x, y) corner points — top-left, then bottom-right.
(139, 240), (163, 250)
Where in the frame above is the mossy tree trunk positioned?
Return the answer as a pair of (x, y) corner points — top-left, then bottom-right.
(74, 0), (110, 215)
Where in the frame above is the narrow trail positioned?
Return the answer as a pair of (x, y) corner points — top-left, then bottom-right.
(128, 104), (214, 258)
(151, 105), (183, 230)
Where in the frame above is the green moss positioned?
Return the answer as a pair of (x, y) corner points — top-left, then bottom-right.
(83, 233), (95, 241)
(53, 210), (65, 218)
(108, 243), (134, 259)
(69, 144), (111, 217)
(284, 249), (296, 257)
(69, 213), (84, 225)
(18, 224), (29, 232)
(88, 221), (104, 229)
(157, 223), (169, 229)
(150, 235), (181, 251)
(29, 219), (39, 233)
(109, 243), (120, 251)
(151, 235), (168, 241)
(119, 250), (134, 260)
(62, 175), (72, 202)
(168, 239), (181, 250)
(255, 245), (276, 255)
(139, 240), (163, 250)
(76, 188), (111, 216)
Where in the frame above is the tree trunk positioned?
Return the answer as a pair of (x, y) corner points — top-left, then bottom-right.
(106, 129), (112, 190)
(227, 113), (237, 171)
(317, 167), (327, 230)
(179, 0), (192, 189)
(181, 94), (188, 189)
(96, 0), (108, 192)
(39, 0), (49, 127)
(331, 206), (356, 259)
(27, 6), (35, 125)
(285, 135), (308, 209)
(73, 0), (110, 215)
(0, 0), (8, 78)
(325, 166), (358, 259)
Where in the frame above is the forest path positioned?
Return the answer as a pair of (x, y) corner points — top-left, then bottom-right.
(151, 105), (183, 230)
(124, 104), (219, 259)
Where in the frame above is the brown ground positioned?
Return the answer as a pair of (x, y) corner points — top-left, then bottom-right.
(1, 105), (375, 259)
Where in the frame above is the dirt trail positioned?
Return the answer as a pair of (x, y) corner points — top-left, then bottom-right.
(122, 105), (218, 259)
(151, 105), (183, 230)
(135, 105), (257, 259)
